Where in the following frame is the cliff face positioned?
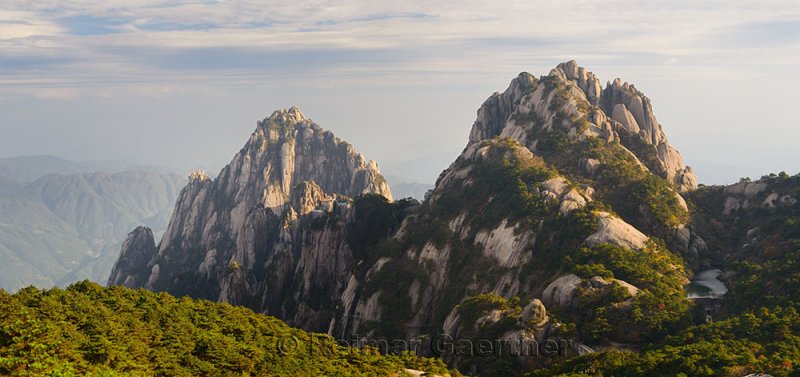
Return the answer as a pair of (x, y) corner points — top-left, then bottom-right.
(688, 174), (800, 265)
(330, 62), (696, 370)
(109, 107), (392, 330)
(470, 60), (696, 192)
(104, 62), (800, 376)
(111, 63), (698, 372)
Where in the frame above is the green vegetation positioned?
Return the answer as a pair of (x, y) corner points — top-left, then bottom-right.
(456, 293), (521, 327)
(433, 138), (557, 233)
(731, 240), (800, 310)
(630, 175), (688, 229)
(0, 281), (448, 376)
(519, 75), (688, 236)
(528, 172), (800, 376)
(347, 194), (417, 260)
(529, 306), (800, 377)
(454, 294), (527, 376)
(559, 241), (692, 345)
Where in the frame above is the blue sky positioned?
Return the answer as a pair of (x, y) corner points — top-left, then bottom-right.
(1, 0), (799, 185)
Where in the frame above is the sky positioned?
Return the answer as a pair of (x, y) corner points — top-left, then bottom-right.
(1, 1), (799, 186)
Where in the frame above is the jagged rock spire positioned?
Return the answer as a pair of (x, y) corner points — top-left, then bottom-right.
(468, 60), (697, 192)
(109, 108), (392, 316)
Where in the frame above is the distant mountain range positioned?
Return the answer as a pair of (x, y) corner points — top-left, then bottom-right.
(0, 156), (185, 291)
(0, 155), (170, 184)
(386, 179), (434, 200)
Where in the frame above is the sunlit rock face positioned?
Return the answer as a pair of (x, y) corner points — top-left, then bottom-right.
(110, 63), (695, 350)
(109, 107), (392, 331)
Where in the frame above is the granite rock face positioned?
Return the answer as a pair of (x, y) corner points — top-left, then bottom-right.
(468, 60), (697, 192)
(108, 226), (158, 288)
(108, 107), (392, 331)
(586, 212), (649, 250)
(110, 63), (693, 353)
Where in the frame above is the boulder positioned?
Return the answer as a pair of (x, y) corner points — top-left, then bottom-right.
(586, 212), (648, 250)
(579, 158), (601, 176)
(611, 104), (640, 134)
(519, 299), (547, 326)
(613, 279), (640, 297)
(724, 182), (767, 197)
(476, 309), (504, 327)
(541, 177), (570, 197)
(559, 189), (588, 216)
(589, 276), (611, 288)
(542, 274), (583, 308)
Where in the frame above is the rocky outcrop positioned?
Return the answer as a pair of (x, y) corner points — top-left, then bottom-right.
(586, 212), (649, 250)
(109, 63), (695, 362)
(718, 181), (796, 216)
(600, 76), (697, 191)
(469, 73), (538, 142)
(723, 181), (767, 197)
(543, 274), (639, 310)
(108, 226), (158, 288)
(542, 274), (583, 308)
(108, 107), (392, 331)
(519, 298), (547, 326)
(687, 174), (800, 269)
(468, 60), (697, 192)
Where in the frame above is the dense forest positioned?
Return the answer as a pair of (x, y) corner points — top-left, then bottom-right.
(0, 281), (450, 376)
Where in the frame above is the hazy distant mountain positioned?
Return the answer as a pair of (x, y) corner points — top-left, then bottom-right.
(0, 155), (170, 184)
(0, 176), (21, 194)
(0, 161), (185, 291)
(387, 179), (434, 200)
(0, 193), (90, 290)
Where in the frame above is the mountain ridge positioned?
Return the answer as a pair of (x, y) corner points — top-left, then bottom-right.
(109, 106), (393, 331)
(0, 170), (185, 291)
(106, 61), (800, 376)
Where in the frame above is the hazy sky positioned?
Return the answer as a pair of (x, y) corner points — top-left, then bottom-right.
(1, 1), (799, 185)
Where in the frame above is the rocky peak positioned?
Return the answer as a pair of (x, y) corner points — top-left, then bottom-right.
(226, 106), (391, 215)
(188, 169), (210, 182)
(109, 108), (392, 310)
(291, 180), (331, 216)
(468, 60), (697, 192)
(257, 106), (307, 130)
(468, 72), (537, 142)
(107, 226), (157, 288)
(556, 60), (603, 105)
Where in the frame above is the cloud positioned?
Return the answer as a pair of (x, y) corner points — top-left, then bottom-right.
(1, 0), (800, 185)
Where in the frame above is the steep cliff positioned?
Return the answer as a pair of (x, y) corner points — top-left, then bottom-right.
(329, 62), (695, 373)
(108, 107), (393, 331)
(470, 61), (696, 192)
(111, 63), (701, 375)
(92, 59), (800, 377)
(687, 173), (800, 308)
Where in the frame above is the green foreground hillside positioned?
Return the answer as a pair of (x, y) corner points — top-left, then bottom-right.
(0, 281), (449, 376)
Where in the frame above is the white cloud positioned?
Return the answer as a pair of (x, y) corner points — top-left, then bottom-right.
(1, 0), (800, 184)
(0, 2), (795, 60)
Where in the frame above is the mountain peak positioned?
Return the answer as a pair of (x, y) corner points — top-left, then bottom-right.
(260, 107), (307, 129)
(109, 109), (392, 301)
(469, 60), (697, 192)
